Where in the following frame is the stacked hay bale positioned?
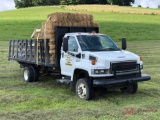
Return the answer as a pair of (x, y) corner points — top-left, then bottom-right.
(33, 12), (99, 64)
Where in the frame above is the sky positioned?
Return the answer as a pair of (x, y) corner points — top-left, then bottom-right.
(132, 0), (160, 8)
(0, 0), (16, 11)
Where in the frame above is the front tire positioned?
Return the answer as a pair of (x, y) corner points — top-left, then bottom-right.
(76, 78), (93, 100)
(23, 67), (34, 82)
(120, 82), (138, 94)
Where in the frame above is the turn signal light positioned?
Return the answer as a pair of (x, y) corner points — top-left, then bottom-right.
(140, 56), (143, 61)
(91, 60), (96, 65)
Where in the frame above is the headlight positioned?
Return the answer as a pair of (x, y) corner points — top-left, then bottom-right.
(91, 69), (109, 74)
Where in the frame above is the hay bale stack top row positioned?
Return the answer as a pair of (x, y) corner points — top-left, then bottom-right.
(47, 12), (93, 22)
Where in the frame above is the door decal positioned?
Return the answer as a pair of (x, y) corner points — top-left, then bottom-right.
(65, 54), (73, 66)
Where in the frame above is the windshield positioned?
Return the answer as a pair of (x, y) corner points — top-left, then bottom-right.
(77, 35), (120, 51)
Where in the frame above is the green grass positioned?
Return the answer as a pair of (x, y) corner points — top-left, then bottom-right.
(0, 5), (160, 120)
(0, 6), (160, 41)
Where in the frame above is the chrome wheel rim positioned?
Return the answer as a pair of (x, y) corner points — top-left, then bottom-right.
(78, 83), (87, 98)
(24, 69), (28, 81)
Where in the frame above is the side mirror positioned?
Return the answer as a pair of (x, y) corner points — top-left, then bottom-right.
(122, 38), (127, 50)
(63, 37), (68, 52)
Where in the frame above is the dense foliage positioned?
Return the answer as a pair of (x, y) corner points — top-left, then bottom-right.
(14, 0), (134, 8)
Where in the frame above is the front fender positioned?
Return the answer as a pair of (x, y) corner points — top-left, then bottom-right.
(72, 61), (107, 80)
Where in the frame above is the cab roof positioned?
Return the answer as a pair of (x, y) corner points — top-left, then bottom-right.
(64, 32), (105, 37)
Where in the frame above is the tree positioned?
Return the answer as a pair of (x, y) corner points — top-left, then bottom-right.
(22, 0), (33, 7)
(60, 0), (70, 5)
(14, 0), (134, 8)
(14, 0), (23, 8)
(85, 0), (93, 4)
(14, 0), (60, 8)
(32, 0), (43, 6)
(14, 0), (33, 8)
(99, 0), (107, 4)
(60, 0), (85, 5)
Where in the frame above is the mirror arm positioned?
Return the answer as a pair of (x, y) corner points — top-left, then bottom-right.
(76, 53), (81, 58)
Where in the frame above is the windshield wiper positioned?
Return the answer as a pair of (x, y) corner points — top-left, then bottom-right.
(84, 48), (120, 51)
(83, 48), (101, 51)
(101, 48), (120, 51)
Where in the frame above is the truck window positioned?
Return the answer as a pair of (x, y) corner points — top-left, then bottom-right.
(68, 36), (78, 52)
(77, 35), (120, 51)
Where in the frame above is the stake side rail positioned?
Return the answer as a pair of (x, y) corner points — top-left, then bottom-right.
(8, 39), (55, 67)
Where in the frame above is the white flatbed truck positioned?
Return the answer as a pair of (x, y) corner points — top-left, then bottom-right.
(8, 26), (150, 100)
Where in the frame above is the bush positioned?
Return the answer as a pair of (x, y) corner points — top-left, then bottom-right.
(158, 5), (160, 9)
(138, 5), (141, 7)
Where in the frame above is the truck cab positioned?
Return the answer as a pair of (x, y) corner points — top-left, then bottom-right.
(60, 32), (150, 100)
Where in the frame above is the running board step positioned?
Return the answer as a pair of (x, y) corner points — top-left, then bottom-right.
(56, 77), (71, 84)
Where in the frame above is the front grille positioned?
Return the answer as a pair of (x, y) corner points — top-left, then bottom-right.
(111, 61), (139, 74)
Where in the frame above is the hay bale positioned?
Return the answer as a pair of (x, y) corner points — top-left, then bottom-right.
(89, 15), (93, 21)
(90, 22), (99, 27)
(74, 13), (79, 22)
(85, 14), (93, 21)
(47, 12), (94, 23)
(49, 45), (55, 50)
(93, 22), (99, 27)
(47, 13), (57, 22)
(50, 54), (55, 58)
(70, 13), (75, 21)
(50, 56), (55, 59)
(82, 14), (87, 21)
(80, 21), (87, 27)
(47, 12), (66, 22)
(86, 21), (91, 27)
(50, 59), (55, 64)
(50, 40), (55, 44)
(72, 22), (78, 26)
(49, 50), (55, 54)
(42, 21), (54, 30)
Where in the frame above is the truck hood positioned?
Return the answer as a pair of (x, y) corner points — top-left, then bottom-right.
(90, 50), (140, 62)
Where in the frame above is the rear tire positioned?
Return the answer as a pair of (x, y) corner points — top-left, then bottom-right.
(30, 66), (39, 82)
(120, 82), (138, 94)
(76, 78), (93, 100)
(23, 67), (34, 82)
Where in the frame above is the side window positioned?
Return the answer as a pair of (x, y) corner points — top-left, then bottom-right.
(68, 36), (78, 52)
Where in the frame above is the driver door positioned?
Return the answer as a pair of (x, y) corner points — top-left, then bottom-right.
(60, 36), (79, 76)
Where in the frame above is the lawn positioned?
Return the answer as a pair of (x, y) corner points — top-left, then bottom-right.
(0, 5), (160, 120)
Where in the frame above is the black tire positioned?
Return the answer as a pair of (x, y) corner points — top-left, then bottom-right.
(76, 78), (93, 100)
(120, 82), (138, 94)
(23, 67), (34, 82)
(30, 66), (39, 82)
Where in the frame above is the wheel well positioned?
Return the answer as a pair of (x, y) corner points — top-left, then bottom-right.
(74, 69), (89, 80)
(19, 62), (36, 68)
(70, 69), (90, 91)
